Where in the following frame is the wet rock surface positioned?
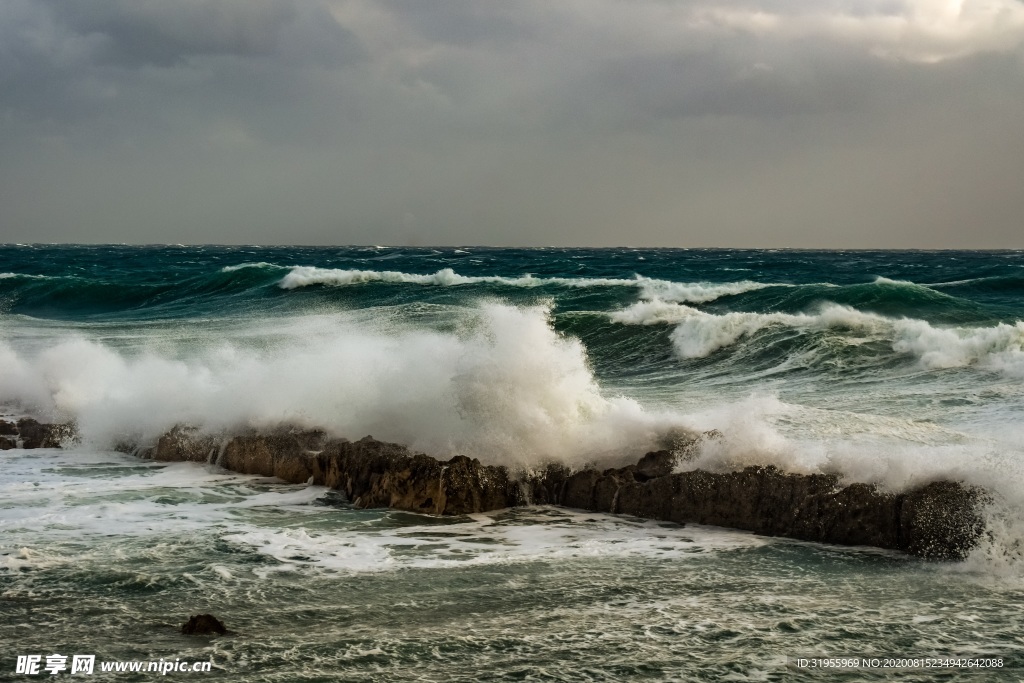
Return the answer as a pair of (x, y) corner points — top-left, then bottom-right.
(20, 421), (983, 560)
(129, 427), (986, 560)
(181, 614), (227, 636)
(0, 418), (75, 449)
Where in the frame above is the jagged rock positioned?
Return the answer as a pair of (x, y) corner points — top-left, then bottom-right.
(524, 463), (571, 506)
(311, 437), (523, 515)
(560, 469), (602, 510)
(143, 425), (220, 462)
(559, 462), (986, 561)
(899, 481), (986, 560)
(0, 418), (74, 449)
(130, 428), (987, 560)
(635, 450), (675, 480)
(181, 614), (227, 636)
(221, 430), (328, 482)
(18, 419), (56, 448)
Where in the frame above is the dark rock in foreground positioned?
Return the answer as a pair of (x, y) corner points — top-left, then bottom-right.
(0, 418), (75, 449)
(130, 427), (986, 560)
(181, 614), (227, 636)
(559, 453), (985, 560)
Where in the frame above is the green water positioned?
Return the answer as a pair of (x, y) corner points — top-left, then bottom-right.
(2, 448), (1021, 681)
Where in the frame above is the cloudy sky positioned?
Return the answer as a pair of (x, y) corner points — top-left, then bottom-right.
(2, 0), (1023, 247)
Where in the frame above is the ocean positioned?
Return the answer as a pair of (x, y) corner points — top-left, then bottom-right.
(1, 245), (1023, 681)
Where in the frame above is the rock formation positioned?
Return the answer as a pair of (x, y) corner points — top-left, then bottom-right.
(0, 418), (75, 449)
(181, 614), (227, 636)
(3, 418), (985, 560)
(129, 427), (986, 560)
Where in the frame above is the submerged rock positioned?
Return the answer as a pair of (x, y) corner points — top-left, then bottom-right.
(128, 427), (986, 560)
(181, 614), (227, 636)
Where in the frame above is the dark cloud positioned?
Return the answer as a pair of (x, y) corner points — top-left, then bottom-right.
(379, 1), (543, 47)
(1, 0), (1023, 246)
(48, 0), (297, 66)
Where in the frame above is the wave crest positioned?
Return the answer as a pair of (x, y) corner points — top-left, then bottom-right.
(610, 298), (1024, 374)
(275, 265), (769, 303)
(0, 304), (685, 467)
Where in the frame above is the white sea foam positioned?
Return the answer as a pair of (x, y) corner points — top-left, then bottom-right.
(0, 272), (53, 280)
(0, 303), (685, 468)
(872, 276), (927, 287)
(3, 298), (1022, 486)
(0, 444), (768, 575)
(222, 509), (767, 574)
(220, 262), (284, 272)
(607, 299), (698, 325)
(671, 395), (1024, 571)
(0, 448), (324, 547)
(611, 298), (1024, 375)
(634, 278), (773, 303)
(270, 265), (769, 304)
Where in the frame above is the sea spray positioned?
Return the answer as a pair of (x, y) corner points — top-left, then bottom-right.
(4, 246), (1024, 680)
(0, 304), (685, 468)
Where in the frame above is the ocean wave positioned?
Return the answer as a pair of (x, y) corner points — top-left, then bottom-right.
(220, 262), (287, 273)
(0, 272), (58, 280)
(610, 299), (1024, 374)
(223, 510), (764, 574)
(869, 276), (963, 302)
(636, 278), (774, 303)
(6, 300), (1024, 565)
(933, 273), (1024, 293)
(0, 265), (286, 317)
(275, 265), (771, 303)
(0, 304), (685, 468)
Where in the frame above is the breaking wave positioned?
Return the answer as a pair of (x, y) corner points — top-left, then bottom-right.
(273, 265), (770, 303)
(0, 303), (685, 468)
(611, 299), (1024, 375)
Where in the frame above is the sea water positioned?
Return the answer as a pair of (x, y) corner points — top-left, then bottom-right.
(1, 246), (1023, 680)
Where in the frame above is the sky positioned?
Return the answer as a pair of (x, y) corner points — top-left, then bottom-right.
(1, 0), (1023, 248)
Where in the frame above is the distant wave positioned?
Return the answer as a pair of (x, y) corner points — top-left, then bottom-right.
(611, 298), (1024, 374)
(931, 273), (1024, 292)
(869, 276), (962, 302)
(220, 262), (285, 273)
(273, 265), (772, 304)
(0, 272), (57, 280)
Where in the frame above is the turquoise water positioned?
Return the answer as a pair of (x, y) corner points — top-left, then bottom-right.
(2, 246), (1024, 679)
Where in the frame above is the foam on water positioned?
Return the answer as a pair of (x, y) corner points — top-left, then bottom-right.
(223, 510), (768, 575)
(3, 444), (1021, 584)
(0, 303), (686, 468)
(611, 299), (1024, 375)
(0, 446), (766, 577)
(3, 446), (1023, 680)
(3, 298), (1024, 506)
(4, 248), (1024, 583)
(5, 248), (1024, 678)
(271, 264), (769, 303)
(0, 449), (325, 544)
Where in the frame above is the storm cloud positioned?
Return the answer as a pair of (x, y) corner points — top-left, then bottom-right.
(1, 0), (1022, 246)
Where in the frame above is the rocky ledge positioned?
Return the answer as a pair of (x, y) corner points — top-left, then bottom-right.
(0, 418), (75, 450)
(121, 426), (986, 561)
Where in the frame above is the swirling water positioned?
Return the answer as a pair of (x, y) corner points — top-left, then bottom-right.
(2, 246), (1023, 680)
